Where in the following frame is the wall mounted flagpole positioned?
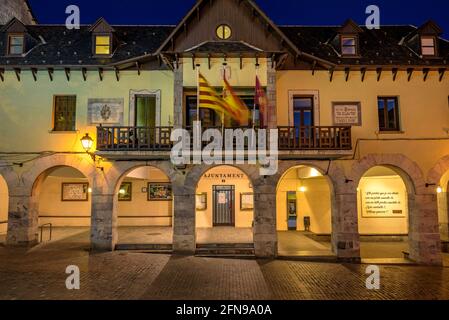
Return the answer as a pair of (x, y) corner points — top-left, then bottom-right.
(196, 63), (200, 123)
(253, 63), (259, 129)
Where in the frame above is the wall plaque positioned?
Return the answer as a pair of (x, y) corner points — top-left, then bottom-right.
(87, 98), (124, 125)
(361, 190), (406, 218)
(332, 102), (361, 126)
(61, 183), (89, 202)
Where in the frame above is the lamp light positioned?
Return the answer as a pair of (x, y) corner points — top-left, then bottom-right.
(437, 186), (443, 194)
(298, 186), (307, 193)
(81, 133), (94, 153)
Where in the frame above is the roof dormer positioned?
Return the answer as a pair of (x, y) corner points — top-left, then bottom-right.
(89, 18), (116, 57)
(417, 20), (442, 57)
(1, 17), (28, 56)
(338, 19), (363, 57)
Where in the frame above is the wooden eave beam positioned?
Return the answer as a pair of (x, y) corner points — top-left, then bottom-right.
(82, 68), (87, 81)
(423, 68), (430, 82)
(329, 68), (334, 82)
(98, 68), (104, 81)
(192, 54), (196, 70)
(0, 68), (4, 82)
(135, 62), (141, 75)
(115, 67), (120, 81)
(311, 61), (317, 75)
(14, 68), (21, 81)
(48, 68), (54, 81)
(392, 68), (398, 81)
(407, 68), (414, 82)
(360, 67), (367, 82)
(208, 54), (211, 70)
(376, 67), (382, 82)
(439, 68), (446, 82)
(239, 54), (243, 70)
(345, 67), (350, 82)
(31, 68), (38, 81)
(64, 68), (70, 81)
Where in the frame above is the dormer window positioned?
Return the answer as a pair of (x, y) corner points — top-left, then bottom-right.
(421, 36), (436, 56)
(341, 36), (357, 55)
(7, 34), (24, 55)
(95, 35), (111, 55)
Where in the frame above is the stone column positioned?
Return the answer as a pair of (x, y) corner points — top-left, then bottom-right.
(173, 62), (184, 128)
(172, 189), (196, 255)
(332, 193), (361, 262)
(91, 192), (117, 251)
(437, 191), (449, 240)
(253, 182), (277, 258)
(6, 192), (39, 247)
(266, 58), (277, 129)
(409, 193), (442, 265)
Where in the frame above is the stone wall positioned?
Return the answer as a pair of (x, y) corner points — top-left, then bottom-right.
(0, 0), (36, 25)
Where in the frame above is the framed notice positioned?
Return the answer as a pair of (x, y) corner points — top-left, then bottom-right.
(87, 98), (124, 125)
(148, 183), (173, 201)
(240, 193), (254, 211)
(360, 189), (407, 218)
(332, 102), (362, 126)
(196, 193), (207, 211)
(61, 183), (89, 202)
(118, 182), (132, 201)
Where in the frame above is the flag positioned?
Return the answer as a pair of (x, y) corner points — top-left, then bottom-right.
(198, 73), (233, 119)
(223, 77), (250, 126)
(255, 76), (268, 128)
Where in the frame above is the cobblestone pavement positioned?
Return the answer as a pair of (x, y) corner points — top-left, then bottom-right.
(1, 240), (449, 300)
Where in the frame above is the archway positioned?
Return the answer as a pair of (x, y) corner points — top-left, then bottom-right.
(0, 174), (8, 244)
(436, 170), (449, 253)
(195, 165), (254, 247)
(35, 166), (91, 245)
(357, 166), (410, 260)
(114, 166), (173, 249)
(276, 165), (334, 257)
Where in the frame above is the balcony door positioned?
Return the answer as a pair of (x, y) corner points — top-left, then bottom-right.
(293, 96), (314, 140)
(135, 95), (156, 128)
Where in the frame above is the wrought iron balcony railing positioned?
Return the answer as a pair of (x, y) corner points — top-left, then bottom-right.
(96, 125), (352, 152)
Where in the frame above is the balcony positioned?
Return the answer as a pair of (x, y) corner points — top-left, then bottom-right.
(96, 126), (352, 154)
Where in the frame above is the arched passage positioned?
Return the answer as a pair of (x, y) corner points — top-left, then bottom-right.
(195, 165), (254, 246)
(276, 165), (334, 257)
(0, 174), (8, 244)
(113, 165), (173, 248)
(34, 166), (91, 245)
(356, 165), (411, 260)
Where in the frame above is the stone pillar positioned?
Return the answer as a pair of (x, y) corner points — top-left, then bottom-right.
(172, 189), (196, 254)
(253, 183), (277, 258)
(437, 191), (449, 240)
(409, 193), (442, 265)
(91, 193), (116, 251)
(6, 192), (39, 247)
(173, 62), (184, 128)
(266, 58), (277, 129)
(332, 193), (361, 262)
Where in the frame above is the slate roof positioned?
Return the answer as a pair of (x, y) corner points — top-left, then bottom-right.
(1, 23), (448, 68)
(184, 41), (264, 54)
(281, 25), (449, 67)
(0, 24), (174, 67)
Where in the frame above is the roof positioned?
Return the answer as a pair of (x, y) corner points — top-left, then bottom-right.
(0, 23), (448, 68)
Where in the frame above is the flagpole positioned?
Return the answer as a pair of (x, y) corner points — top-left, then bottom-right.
(222, 63), (226, 136)
(196, 64), (200, 123)
(253, 63), (259, 130)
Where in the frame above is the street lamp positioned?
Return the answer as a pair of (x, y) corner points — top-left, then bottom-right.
(81, 133), (94, 153)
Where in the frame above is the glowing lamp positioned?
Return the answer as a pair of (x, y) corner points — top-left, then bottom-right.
(81, 133), (94, 153)
(437, 186), (443, 194)
(119, 189), (126, 195)
(298, 186), (307, 193)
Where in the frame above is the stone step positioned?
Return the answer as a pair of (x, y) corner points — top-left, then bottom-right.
(196, 248), (255, 255)
(195, 253), (256, 259)
(196, 243), (255, 257)
(196, 243), (255, 249)
(115, 243), (173, 251)
(278, 251), (338, 263)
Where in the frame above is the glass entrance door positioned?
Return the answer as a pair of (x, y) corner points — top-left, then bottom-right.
(213, 185), (235, 226)
(293, 96), (314, 141)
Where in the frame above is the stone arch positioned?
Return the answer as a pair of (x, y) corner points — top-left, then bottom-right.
(0, 162), (16, 241)
(7, 154), (95, 246)
(427, 155), (449, 186)
(350, 154), (441, 265)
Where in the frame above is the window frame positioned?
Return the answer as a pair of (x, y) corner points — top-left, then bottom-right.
(216, 24), (232, 40)
(93, 34), (112, 56)
(420, 35), (437, 57)
(377, 96), (401, 132)
(52, 95), (77, 132)
(340, 35), (358, 56)
(7, 33), (25, 56)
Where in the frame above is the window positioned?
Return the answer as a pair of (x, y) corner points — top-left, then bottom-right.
(95, 35), (111, 55)
(8, 34), (24, 55)
(216, 24), (232, 40)
(53, 96), (77, 132)
(341, 36), (357, 55)
(421, 36), (436, 56)
(378, 97), (400, 132)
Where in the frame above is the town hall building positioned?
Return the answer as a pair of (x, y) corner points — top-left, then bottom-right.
(1, 0), (449, 265)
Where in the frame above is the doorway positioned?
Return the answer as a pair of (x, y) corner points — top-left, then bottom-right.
(213, 185), (235, 227)
(135, 95), (156, 127)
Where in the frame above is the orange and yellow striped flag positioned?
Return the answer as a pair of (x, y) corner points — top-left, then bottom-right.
(223, 77), (250, 126)
(199, 73), (234, 119)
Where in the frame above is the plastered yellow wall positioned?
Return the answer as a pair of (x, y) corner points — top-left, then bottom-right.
(196, 166), (254, 228)
(277, 70), (449, 176)
(0, 176), (8, 234)
(357, 175), (408, 235)
(276, 169), (332, 234)
(0, 70), (174, 153)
